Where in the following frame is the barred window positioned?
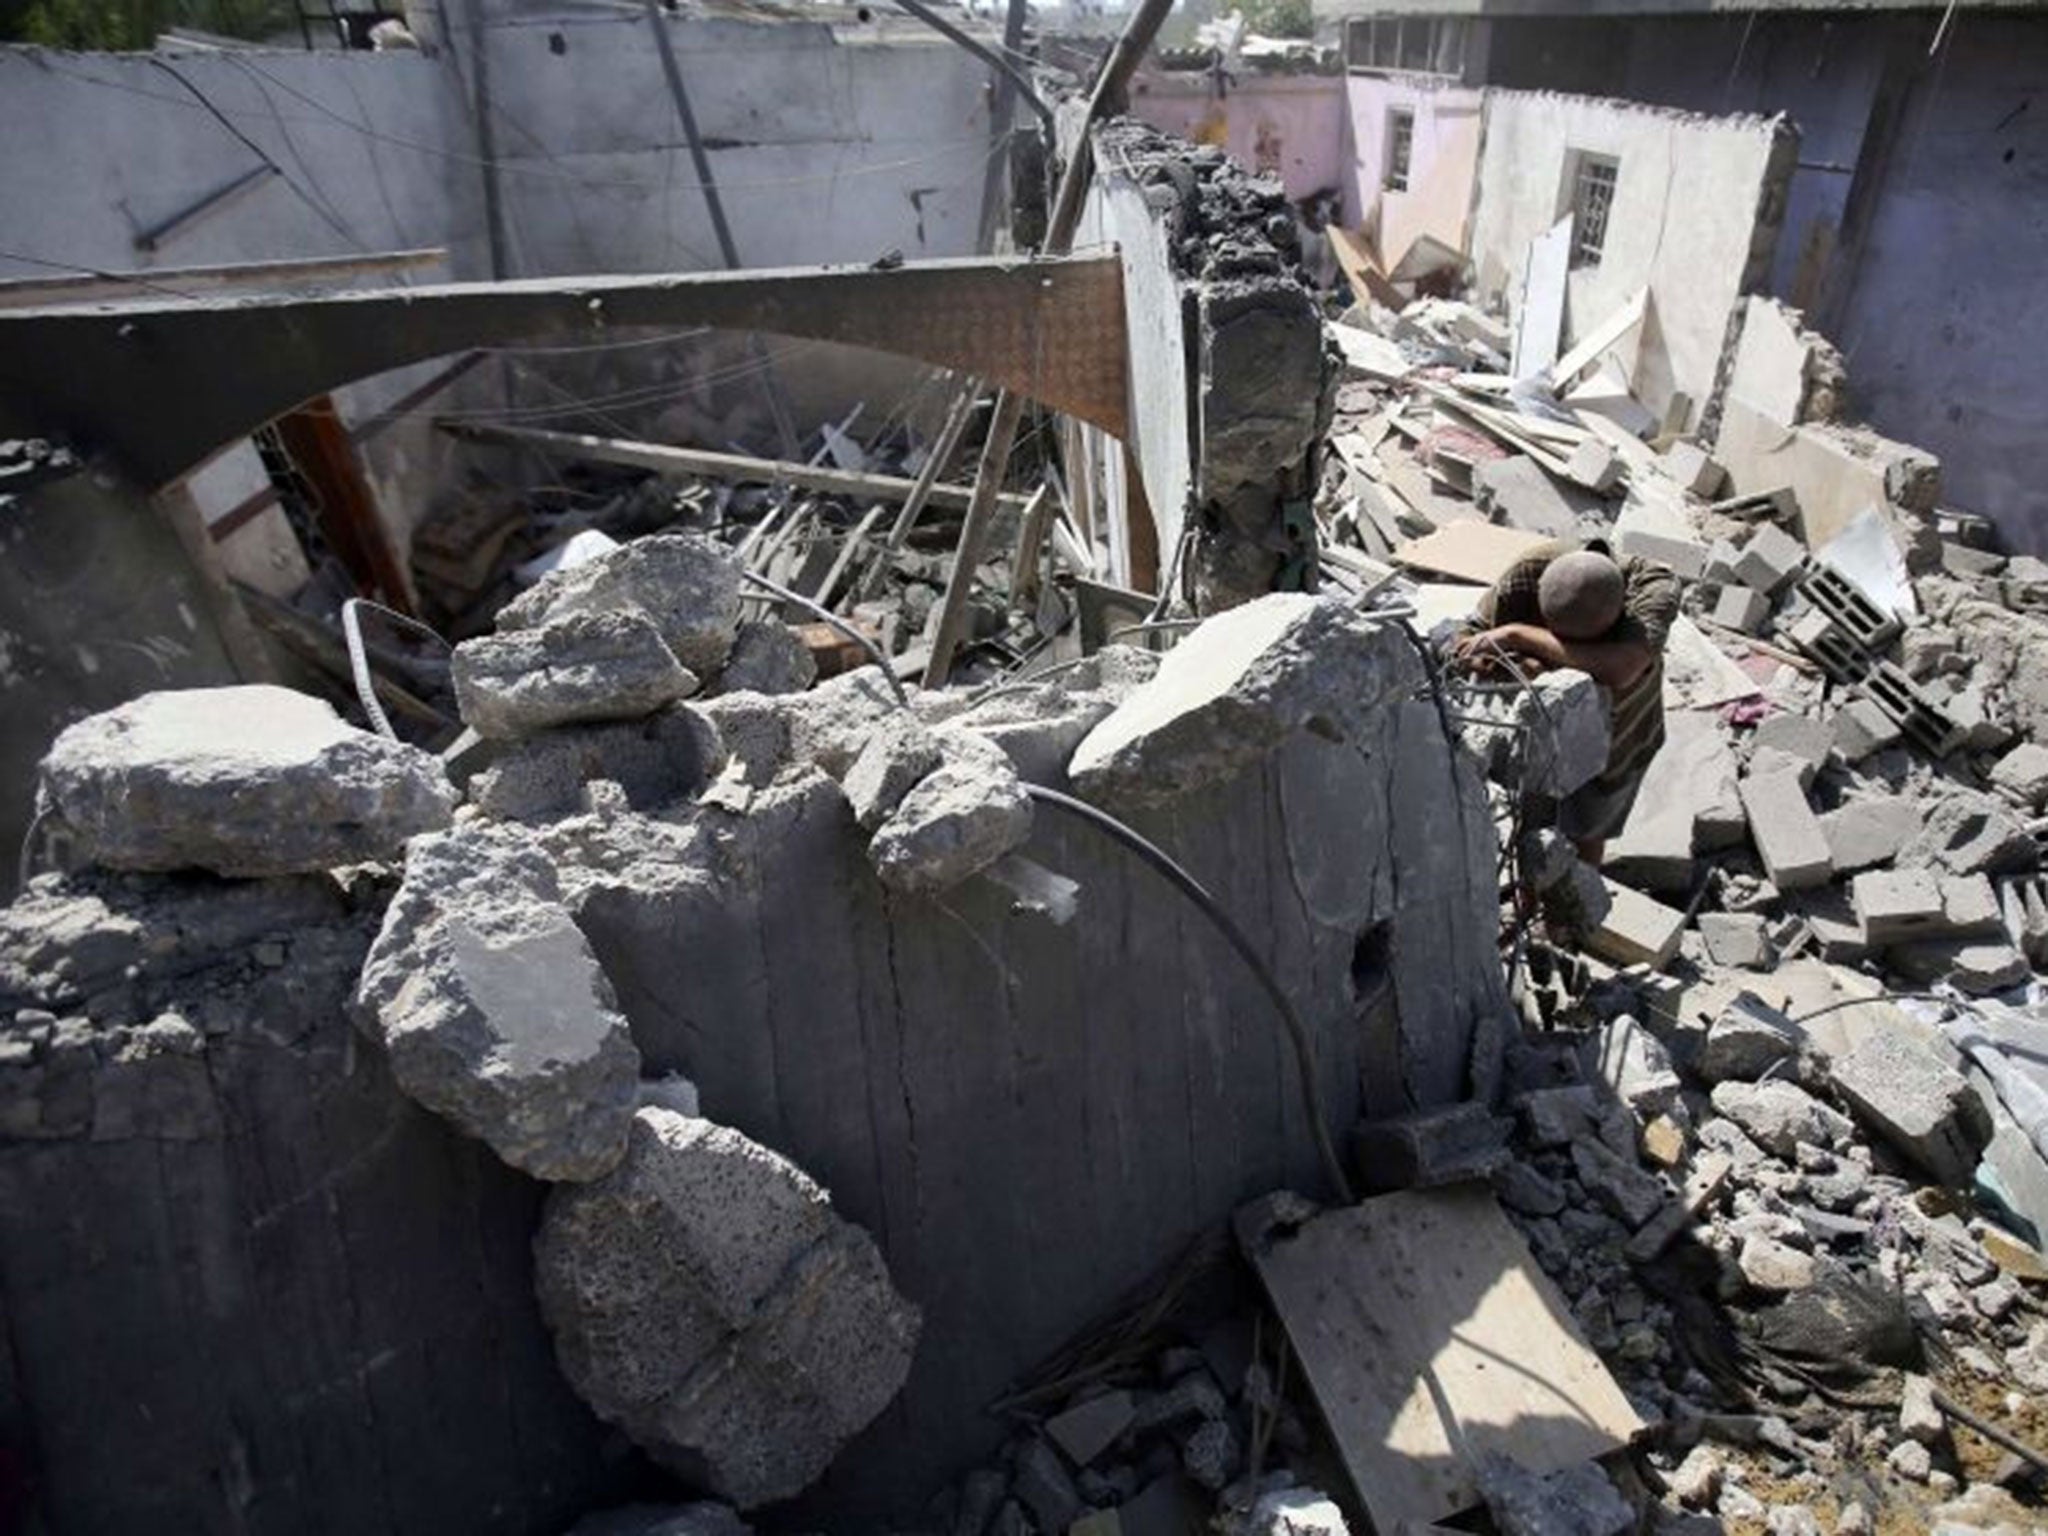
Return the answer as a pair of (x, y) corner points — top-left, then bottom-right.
(1385, 109), (1415, 192)
(1570, 153), (1619, 268)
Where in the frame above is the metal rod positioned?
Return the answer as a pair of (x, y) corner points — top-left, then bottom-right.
(641, 0), (802, 460)
(1932, 1388), (2048, 1480)
(888, 0), (1054, 133)
(133, 165), (278, 254)
(921, 0), (1176, 688)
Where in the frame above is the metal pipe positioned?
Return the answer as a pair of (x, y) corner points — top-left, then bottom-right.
(887, 0), (1054, 132)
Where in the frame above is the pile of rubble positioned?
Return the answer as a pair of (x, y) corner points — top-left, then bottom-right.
(1298, 252), (2048, 1532)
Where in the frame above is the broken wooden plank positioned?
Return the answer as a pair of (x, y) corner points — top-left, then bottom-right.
(1250, 1187), (1644, 1530)
(1547, 286), (1649, 392)
(1330, 225), (1408, 312)
(1393, 521), (1550, 587)
(437, 419), (1027, 515)
(812, 502), (887, 609)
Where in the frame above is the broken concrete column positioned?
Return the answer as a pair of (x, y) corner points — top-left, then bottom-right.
(353, 822), (641, 1181)
(1827, 1032), (1992, 1187)
(1068, 594), (1421, 805)
(452, 610), (697, 739)
(498, 531), (743, 675)
(533, 1105), (921, 1508)
(37, 685), (456, 877)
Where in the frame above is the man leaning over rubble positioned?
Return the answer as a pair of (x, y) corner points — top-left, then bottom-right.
(1454, 543), (1680, 865)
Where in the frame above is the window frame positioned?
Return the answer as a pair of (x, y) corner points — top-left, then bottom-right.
(1566, 151), (1621, 269)
(1384, 106), (1415, 193)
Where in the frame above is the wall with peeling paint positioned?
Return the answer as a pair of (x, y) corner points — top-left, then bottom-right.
(1129, 70), (1348, 202)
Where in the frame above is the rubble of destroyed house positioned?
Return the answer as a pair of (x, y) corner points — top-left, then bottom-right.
(4, 17), (2048, 1536)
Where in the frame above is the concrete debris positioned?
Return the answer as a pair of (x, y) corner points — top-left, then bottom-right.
(1819, 795), (1920, 874)
(1695, 994), (1799, 1083)
(1586, 881), (1686, 970)
(1738, 1233), (1818, 1292)
(1708, 1079), (1851, 1157)
(498, 531), (743, 676)
(1354, 1101), (1511, 1190)
(534, 1106), (920, 1508)
(1476, 1453), (1634, 1536)
(38, 686), (456, 877)
(352, 822), (640, 1181)
(1697, 911), (1771, 969)
(1899, 792), (2036, 876)
(452, 610), (697, 740)
(1827, 1030), (1993, 1186)
(840, 710), (945, 831)
(867, 731), (1034, 895)
(714, 618), (817, 696)
(468, 707), (722, 822)
(1068, 594), (1420, 805)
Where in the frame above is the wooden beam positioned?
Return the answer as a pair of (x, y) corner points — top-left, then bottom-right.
(437, 419), (1029, 514)
(276, 397), (417, 614)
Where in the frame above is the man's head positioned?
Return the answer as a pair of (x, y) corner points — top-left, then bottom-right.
(1537, 551), (1626, 640)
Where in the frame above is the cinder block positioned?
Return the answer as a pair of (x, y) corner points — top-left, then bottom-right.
(1850, 869), (1947, 944)
(1566, 438), (1622, 493)
(1833, 697), (1901, 762)
(1712, 584), (1772, 635)
(1586, 880), (1688, 970)
(1733, 523), (1808, 596)
(1664, 440), (1727, 498)
(1739, 771), (1833, 890)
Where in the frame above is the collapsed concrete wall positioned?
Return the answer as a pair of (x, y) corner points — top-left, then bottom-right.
(0, 558), (1511, 1527)
(1078, 118), (1336, 611)
(1467, 91), (1796, 432)
(0, 871), (628, 1534)
(1715, 295), (1939, 562)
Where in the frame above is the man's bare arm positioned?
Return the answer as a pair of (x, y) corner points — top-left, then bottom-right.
(1468, 623), (1655, 691)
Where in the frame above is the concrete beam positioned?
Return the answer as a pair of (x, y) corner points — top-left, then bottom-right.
(0, 254), (1128, 491)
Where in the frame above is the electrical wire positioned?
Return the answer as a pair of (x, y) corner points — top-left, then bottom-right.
(342, 597), (454, 739)
(1022, 784), (1356, 1204)
(737, 570), (910, 709)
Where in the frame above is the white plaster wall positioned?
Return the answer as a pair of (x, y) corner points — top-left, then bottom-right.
(1468, 91), (1791, 429)
(1341, 74), (1484, 269)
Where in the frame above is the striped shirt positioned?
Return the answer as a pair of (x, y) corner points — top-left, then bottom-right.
(1478, 540), (1680, 797)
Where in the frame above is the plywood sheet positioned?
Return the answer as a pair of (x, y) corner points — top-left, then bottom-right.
(1252, 1187), (1643, 1530)
(1392, 521), (1550, 587)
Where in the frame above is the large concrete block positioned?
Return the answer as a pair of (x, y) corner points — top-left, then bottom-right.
(1828, 1032), (1992, 1187)
(1819, 795), (1920, 874)
(453, 610), (697, 740)
(38, 685), (456, 877)
(1850, 869), (1947, 945)
(498, 531), (742, 675)
(534, 1106), (921, 1508)
(1069, 595), (1420, 805)
(353, 822), (641, 1182)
